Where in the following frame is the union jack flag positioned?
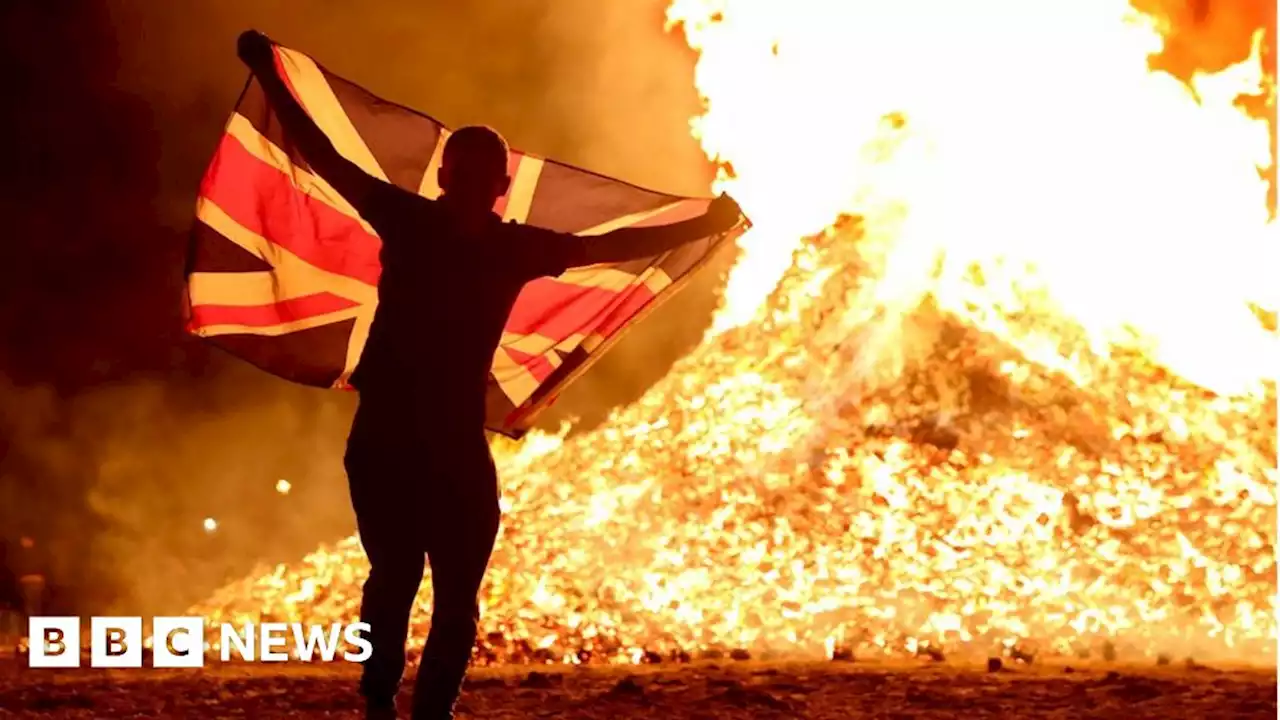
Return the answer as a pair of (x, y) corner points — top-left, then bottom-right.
(186, 43), (742, 438)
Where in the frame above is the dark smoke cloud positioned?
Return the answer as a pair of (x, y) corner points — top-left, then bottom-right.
(0, 369), (358, 615)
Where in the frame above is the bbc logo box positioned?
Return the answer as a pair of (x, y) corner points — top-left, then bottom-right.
(28, 617), (371, 667)
(28, 616), (205, 668)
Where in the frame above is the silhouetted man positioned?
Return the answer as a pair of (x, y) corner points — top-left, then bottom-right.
(238, 30), (742, 720)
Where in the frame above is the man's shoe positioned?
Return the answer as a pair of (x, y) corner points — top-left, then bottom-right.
(366, 699), (398, 720)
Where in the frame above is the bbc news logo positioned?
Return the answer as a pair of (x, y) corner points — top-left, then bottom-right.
(27, 617), (372, 668)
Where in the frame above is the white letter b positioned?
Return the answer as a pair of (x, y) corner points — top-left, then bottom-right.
(28, 617), (80, 668)
(91, 617), (142, 668)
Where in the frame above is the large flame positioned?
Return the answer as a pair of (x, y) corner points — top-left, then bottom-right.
(193, 2), (1277, 664)
(681, 0), (1276, 396)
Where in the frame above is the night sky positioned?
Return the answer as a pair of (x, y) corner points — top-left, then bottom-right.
(0, 0), (727, 615)
(0, 0), (1273, 617)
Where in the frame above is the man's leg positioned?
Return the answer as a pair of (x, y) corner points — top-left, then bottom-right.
(357, 523), (426, 706)
(411, 440), (501, 720)
(346, 412), (427, 710)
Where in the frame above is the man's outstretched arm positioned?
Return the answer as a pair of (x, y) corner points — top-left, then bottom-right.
(577, 194), (745, 266)
(236, 30), (384, 213)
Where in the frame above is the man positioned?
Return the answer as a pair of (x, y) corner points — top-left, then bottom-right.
(237, 30), (742, 720)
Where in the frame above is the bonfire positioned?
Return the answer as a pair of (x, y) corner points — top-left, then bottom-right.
(193, 0), (1277, 666)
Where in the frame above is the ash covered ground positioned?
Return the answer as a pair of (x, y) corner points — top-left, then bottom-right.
(0, 659), (1274, 719)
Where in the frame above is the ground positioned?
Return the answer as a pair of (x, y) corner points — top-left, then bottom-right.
(0, 659), (1274, 719)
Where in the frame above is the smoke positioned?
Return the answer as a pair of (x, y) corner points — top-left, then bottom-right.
(0, 0), (723, 615)
(0, 370), (356, 615)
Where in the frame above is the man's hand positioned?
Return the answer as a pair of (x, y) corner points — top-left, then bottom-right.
(234, 29), (390, 224)
(572, 192), (748, 266)
(706, 193), (745, 233)
(237, 30), (275, 71)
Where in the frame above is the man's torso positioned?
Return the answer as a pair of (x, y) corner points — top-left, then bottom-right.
(350, 191), (535, 424)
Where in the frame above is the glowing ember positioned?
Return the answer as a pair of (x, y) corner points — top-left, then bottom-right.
(203, 518), (218, 533)
(192, 2), (1277, 665)
(276, 479), (292, 495)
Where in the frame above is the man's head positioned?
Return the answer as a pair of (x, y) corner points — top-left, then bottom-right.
(437, 125), (510, 213)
